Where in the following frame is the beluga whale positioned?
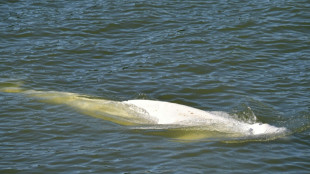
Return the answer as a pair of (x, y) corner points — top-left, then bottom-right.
(0, 81), (288, 141)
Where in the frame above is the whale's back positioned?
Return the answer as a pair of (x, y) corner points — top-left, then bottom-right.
(124, 100), (223, 124)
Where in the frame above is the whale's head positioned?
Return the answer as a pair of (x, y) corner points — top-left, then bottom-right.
(248, 123), (287, 135)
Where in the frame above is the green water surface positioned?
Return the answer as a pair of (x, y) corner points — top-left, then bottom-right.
(1, 0), (309, 173)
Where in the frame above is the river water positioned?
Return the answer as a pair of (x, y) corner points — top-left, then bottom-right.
(0, 0), (309, 173)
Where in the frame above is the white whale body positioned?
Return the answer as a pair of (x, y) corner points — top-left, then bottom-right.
(0, 83), (288, 140)
(124, 100), (286, 136)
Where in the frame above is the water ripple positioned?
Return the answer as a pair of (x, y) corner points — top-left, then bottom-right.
(1, 0), (310, 173)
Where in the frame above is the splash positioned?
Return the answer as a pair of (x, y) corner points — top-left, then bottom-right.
(0, 81), (289, 142)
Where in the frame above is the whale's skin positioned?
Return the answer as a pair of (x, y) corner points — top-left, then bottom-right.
(124, 100), (286, 136)
(0, 83), (288, 140)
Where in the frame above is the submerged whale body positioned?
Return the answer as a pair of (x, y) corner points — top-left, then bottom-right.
(0, 82), (288, 141)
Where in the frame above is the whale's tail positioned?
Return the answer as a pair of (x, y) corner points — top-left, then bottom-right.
(0, 80), (24, 93)
(0, 80), (152, 126)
